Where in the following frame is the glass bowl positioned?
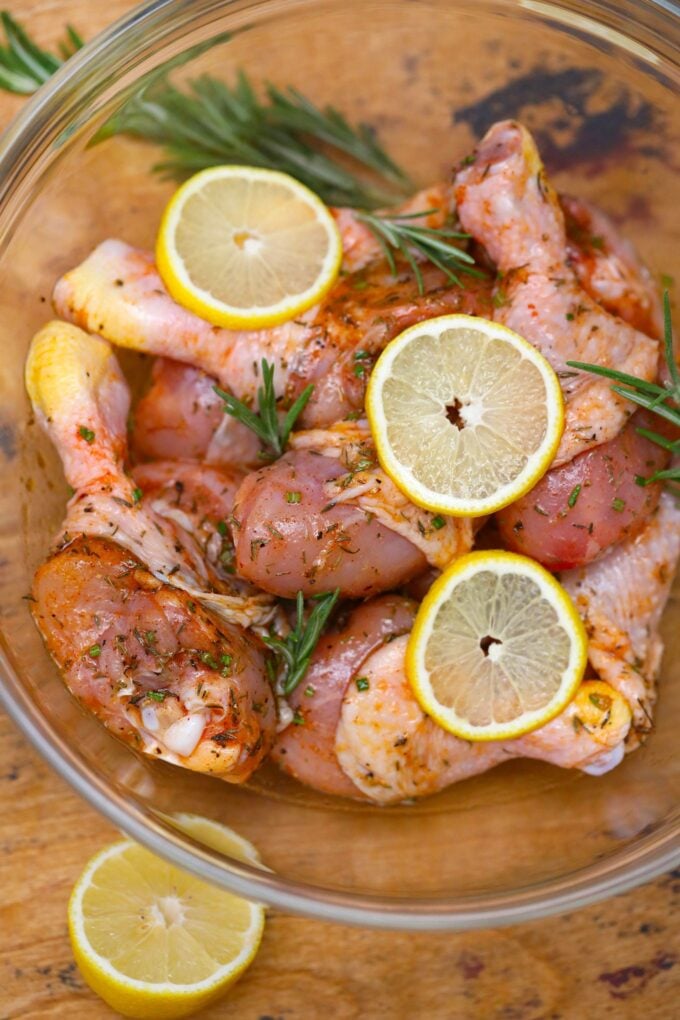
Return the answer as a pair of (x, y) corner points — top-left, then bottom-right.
(0, 0), (678, 930)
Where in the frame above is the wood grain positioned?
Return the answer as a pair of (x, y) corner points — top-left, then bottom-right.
(0, 2), (678, 1018)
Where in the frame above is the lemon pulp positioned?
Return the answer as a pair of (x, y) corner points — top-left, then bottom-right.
(366, 314), (564, 516)
(407, 551), (588, 741)
(156, 165), (342, 329)
(68, 817), (264, 1019)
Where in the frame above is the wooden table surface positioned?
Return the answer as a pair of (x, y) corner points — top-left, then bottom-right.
(0, 2), (678, 1018)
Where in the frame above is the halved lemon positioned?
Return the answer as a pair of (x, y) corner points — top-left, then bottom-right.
(156, 165), (342, 328)
(68, 816), (264, 1019)
(407, 550), (587, 741)
(365, 314), (564, 516)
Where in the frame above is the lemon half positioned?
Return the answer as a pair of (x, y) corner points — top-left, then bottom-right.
(407, 550), (588, 741)
(156, 165), (342, 329)
(68, 817), (264, 1019)
(366, 314), (564, 517)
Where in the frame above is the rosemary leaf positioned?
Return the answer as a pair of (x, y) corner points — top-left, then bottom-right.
(214, 358), (313, 458)
(635, 427), (678, 453)
(263, 589), (340, 695)
(265, 83), (413, 191)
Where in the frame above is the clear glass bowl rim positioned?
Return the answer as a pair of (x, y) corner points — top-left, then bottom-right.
(0, 0), (678, 930)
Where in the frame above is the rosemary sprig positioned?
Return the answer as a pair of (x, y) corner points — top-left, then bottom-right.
(103, 70), (412, 209)
(355, 209), (479, 294)
(214, 359), (313, 459)
(567, 292), (679, 487)
(263, 589), (340, 695)
(105, 74), (481, 285)
(0, 11), (82, 94)
(0, 16), (480, 287)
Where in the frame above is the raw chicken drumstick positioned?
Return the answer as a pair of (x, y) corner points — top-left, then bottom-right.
(53, 235), (492, 432)
(26, 322), (276, 780)
(454, 120), (659, 467)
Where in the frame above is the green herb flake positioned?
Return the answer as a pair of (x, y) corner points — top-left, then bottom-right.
(589, 692), (612, 712)
(304, 684), (315, 697)
(611, 497), (626, 512)
(217, 519), (228, 537)
(567, 484), (582, 508)
(285, 490), (302, 504)
(565, 312), (575, 322)
(355, 676), (370, 691)
(131, 487), (143, 504)
(147, 690), (169, 702)
(431, 514), (446, 530)
(292, 709), (306, 726)
(88, 643), (101, 658)
(200, 651), (219, 669)
(590, 235), (605, 250)
(78, 425), (95, 444)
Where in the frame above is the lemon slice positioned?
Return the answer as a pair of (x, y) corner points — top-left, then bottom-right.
(156, 165), (342, 328)
(407, 550), (587, 741)
(366, 314), (564, 516)
(68, 817), (264, 1019)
